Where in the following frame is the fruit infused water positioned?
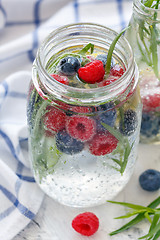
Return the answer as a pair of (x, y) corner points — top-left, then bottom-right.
(125, 0), (160, 143)
(28, 23), (142, 207)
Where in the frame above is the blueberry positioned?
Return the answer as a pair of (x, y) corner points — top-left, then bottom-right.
(139, 169), (160, 191)
(96, 102), (117, 131)
(58, 56), (80, 76)
(56, 130), (84, 155)
(96, 54), (114, 68)
(140, 113), (160, 137)
(119, 109), (138, 136)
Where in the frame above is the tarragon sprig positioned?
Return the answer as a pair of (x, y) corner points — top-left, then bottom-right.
(136, 0), (160, 79)
(108, 196), (160, 239)
(101, 122), (134, 175)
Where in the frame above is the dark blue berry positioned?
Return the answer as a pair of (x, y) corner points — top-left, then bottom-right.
(139, 169), (160, 191)
(96, 54), (114, 68)
(95, 102), (117, 131)
(140, 113), (160, 137)
(119, 109), (138, 136)
(56, 130), (84, 155)
(58, 56), (80, 76)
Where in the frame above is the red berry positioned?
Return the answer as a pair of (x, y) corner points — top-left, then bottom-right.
(72, 212), (99, 236)
(43, 107), (66, 132)
(89, 132), (118, 156)
(78, 60), (105, 84)
(98, 75), (119, 87)
(110, 64), (124, 77)
(70, 106), (92, 114)
(50, 73), (69, 85)
(142, 93), (160, 112)
(66, 115), (96, 142)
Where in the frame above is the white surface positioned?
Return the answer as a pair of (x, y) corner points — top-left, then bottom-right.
(13, 143), (160, 240)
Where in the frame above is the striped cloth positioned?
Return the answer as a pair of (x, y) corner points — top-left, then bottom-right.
(0, 0), (132, 239)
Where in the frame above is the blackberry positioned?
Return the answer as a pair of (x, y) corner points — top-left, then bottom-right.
(140, 113), (160, 137)
(56, 130), (84, 155)
(119, 109), (138, 136)
(139, 169), (160, 191)
(58, 56), (80, 76)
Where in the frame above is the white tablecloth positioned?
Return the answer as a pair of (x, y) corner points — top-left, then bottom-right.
(1, 1), (157, 240)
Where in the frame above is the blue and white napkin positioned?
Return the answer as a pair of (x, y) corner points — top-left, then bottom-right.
(0, 0), (132, 239)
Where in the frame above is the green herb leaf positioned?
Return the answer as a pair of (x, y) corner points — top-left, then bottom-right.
(101, 122), (133, 174)
(105, 26), (129, 74)
(108, 196), (160, 238)
(78, 43), (94, 55)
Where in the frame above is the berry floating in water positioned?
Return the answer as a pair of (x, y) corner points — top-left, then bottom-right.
(78, 60), (105, 84)
(43, 107), (66, 132)
(119, 109), (138, 136)
(56, 130), (84, 155)
(89, 132), (118, 156)
(66, 115), (96, 142)
(58, 56), (81, 76)
(72, 212), (99, 236)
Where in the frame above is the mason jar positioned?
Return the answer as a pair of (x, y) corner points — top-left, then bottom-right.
(27, 23), (142, 207)
(125, 0), (160, 143)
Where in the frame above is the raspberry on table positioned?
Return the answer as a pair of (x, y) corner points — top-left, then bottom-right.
(110, 64), (124, 77)
(58, 56), (81, 76)
(72, 212), (99, 236)
(43, 107), (66, 132)
(56, 130), (84, 155)
(119, 109), (138, 136)
(78, 60), (105, 84)
(66, 115), (96, 142)
(89, 132), (118, 156)
(139, 169), (160, 191)
(50, 73), (69, 85)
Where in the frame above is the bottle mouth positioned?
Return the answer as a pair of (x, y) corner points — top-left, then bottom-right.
(134, 0), (160, 21)
(33, 23), (137, 106)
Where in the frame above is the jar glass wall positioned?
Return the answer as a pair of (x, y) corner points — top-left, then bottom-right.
(27, 23), (142, 207)
(125, 0), (160, 143)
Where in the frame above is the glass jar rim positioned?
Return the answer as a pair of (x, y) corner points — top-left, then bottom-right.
(34, 23), (137, 105)
(134, 0), (160, 20)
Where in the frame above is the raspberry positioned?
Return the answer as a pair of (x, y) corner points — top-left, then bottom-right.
(50, 74), (69, 85)
(110, 64), (124, 77)
(72, 212), (99, 236)
(89, 132), (118, 156)
(142, 93), (160, 112)
(139, 169), (160, 191)
(78, 60), (105, 84)
(43, 107), (66, 132)
(66, 115), (96, 142)
(98, 75), (119, 87)
(69, 106), (92, 114)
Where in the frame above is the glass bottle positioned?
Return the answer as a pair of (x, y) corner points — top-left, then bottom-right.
(125, 0), (160, 143)
(27, 23), (142, 207)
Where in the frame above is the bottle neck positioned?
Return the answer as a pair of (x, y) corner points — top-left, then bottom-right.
(133, 0), (160, 23)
